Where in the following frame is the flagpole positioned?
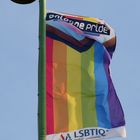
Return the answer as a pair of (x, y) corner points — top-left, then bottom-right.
(38, 1), (46, 140)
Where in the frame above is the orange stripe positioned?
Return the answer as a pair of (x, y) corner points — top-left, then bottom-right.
(53, 40), (68, 133)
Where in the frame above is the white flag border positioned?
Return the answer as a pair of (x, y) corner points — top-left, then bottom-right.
(46, 126), (126, 140)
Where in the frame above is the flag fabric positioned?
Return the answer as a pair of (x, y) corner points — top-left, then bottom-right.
(45, 11), (126, 140)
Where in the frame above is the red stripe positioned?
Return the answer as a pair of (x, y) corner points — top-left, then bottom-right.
(46, 37), (54, 134)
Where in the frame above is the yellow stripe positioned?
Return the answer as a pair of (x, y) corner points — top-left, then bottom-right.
(83, 17), (98, 23)
(67, 47), (83, 131)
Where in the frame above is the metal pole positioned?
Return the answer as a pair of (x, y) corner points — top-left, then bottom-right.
(38, 0), (46, 140)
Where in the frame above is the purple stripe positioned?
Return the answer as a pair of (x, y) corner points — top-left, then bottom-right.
(104, 51), (125, 128)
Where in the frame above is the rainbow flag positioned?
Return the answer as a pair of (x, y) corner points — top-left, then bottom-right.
(46, 11), (126, 140)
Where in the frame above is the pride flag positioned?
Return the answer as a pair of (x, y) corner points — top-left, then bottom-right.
(46, 11), (126, 140)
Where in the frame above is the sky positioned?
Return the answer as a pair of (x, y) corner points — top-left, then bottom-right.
(0, 0), (140, 140)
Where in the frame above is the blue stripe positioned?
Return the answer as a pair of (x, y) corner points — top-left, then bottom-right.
(93, 41), (111, 128)
(47, 20), (85, 41)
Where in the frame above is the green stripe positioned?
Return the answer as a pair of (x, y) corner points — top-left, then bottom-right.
(81, 47), (98, 128)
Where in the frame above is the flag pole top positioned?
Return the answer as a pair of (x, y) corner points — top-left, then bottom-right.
(11, 0), (36, 4)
